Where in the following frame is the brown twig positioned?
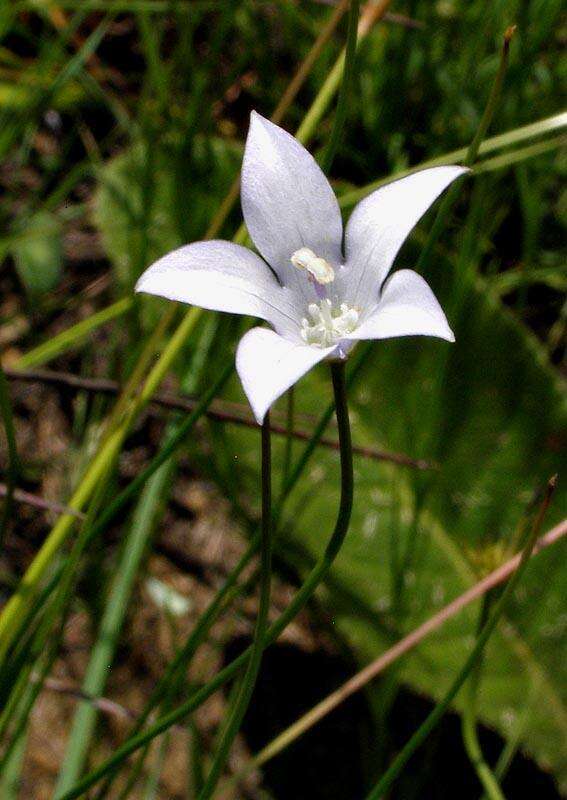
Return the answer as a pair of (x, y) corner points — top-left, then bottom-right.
(39, 677), (186, 734)
(41, 677), (136, 722)
(5, 367), (434, 470)
(0, 483), (85, 519)
(313, 0), (424, 29)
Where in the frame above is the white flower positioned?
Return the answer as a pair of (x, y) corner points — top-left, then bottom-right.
(136, 112), (467, 423)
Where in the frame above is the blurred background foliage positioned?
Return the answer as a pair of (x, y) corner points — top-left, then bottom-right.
(0, 1), (565, 798)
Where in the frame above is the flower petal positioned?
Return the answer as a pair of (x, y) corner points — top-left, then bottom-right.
(236, 327), (336, 424)
(345, 269), (454, 342)
(135, 240), (300, 337)
(241, 112), (343, 297)
(342, 166), (468, 306)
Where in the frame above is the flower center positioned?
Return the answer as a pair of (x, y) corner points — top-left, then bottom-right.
(291, 247), (334, 285)
(300, 299), (359, 347)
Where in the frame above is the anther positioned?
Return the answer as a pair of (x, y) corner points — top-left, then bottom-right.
(291, 247), (335, 285)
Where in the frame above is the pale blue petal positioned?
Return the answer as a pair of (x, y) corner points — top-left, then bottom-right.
(241, 112), (343, 302)
(342, 166), (468, 307)
(136, 240), (301, 338)
(236, 327), (336, 423)
(345, 269), (454, 342)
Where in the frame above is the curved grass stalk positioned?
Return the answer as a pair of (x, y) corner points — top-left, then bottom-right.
(296, 0), (391, 145)
(473, 133), (567, 174)
(321, 0), (361, 173)
(52, 464), (174, 797)
(98, 345), (371, 797)
(91, 348), (370, 798)
(0, 721), (27, 799)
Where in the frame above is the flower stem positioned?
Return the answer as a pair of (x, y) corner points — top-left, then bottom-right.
(281, 388), (295, 493)
(364, 476), (556, 800)
(197, 413), (273, 799)
(58, 361), (353, 800)
(99, 353), (366, 796)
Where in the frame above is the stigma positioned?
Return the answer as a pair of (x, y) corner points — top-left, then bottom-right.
(291, 247), (335, 285)
(300, 299), (359, 347)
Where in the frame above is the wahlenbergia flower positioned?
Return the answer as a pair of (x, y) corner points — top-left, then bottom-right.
(136, 112), (467, 423)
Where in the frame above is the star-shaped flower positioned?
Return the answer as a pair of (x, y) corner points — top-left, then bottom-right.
(136, 112), (467, 423)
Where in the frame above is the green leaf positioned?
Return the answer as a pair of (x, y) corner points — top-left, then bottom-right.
(11, 210), (63, 295)
(221, 264), (567, 785)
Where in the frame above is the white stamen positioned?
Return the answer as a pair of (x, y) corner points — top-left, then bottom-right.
(291, 247), (335, 285)
(300, 300), (359, 348)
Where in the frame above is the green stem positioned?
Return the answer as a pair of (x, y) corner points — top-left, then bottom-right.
(281, 388), (295, 493)
(13, 297), (133, 370)
(0, 721), (26, 799)
(0, 486), (112, 773)
(461, 594), (506, 800)
(100, 348), (368, 796)
(364, 477), (556, 800)
(321, 0), (360, 174)
(59, 361), (353, 800)
(415, 26), (514, 274)
(466, 26), (516, 168)
(490, 702), (531, 789)
(197, 412), (273, 799)
(55, 320), (218, 795)
(277, 342), (367, 514)
(0, 364), (19, 547)
(97, 561), (262, 800)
